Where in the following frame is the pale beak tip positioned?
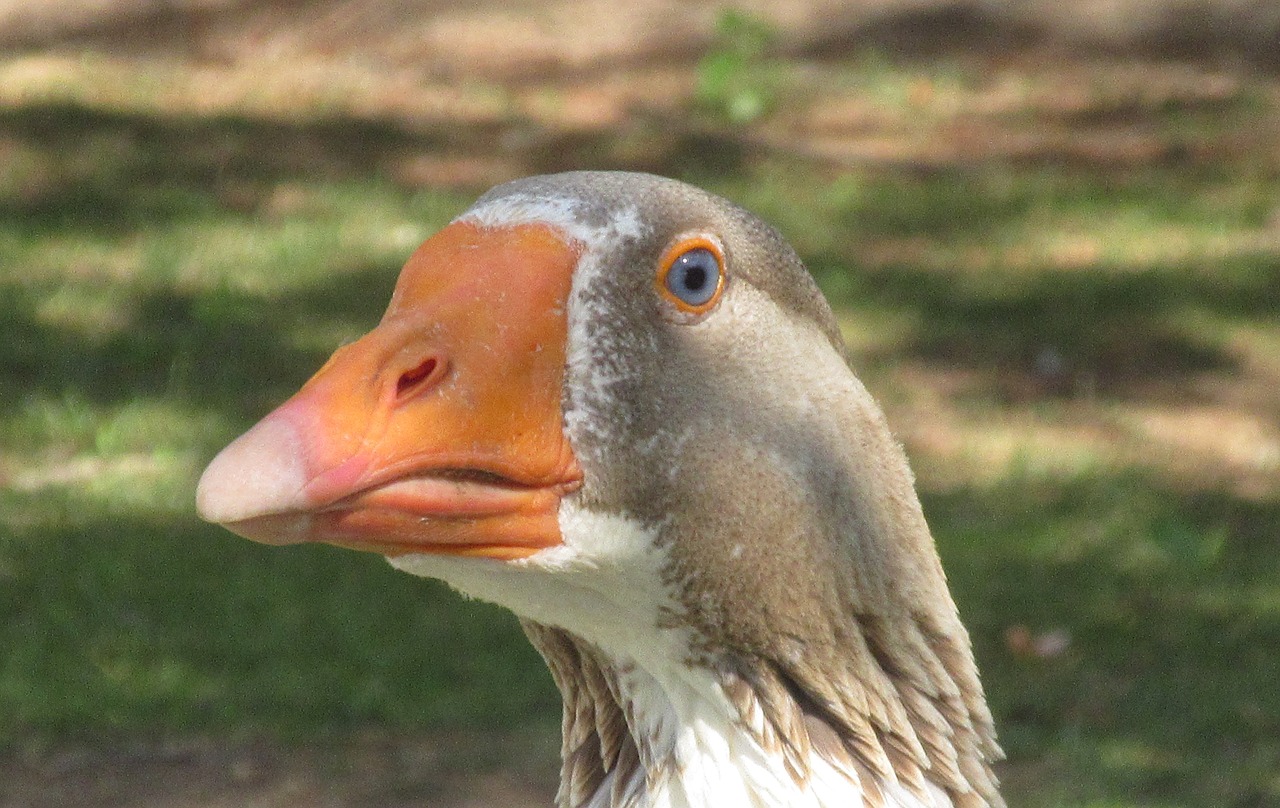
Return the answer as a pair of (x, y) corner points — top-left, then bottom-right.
(197, 414), (308, 525)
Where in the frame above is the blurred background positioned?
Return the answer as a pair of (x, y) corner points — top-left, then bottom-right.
(1, 1), (1278, 806)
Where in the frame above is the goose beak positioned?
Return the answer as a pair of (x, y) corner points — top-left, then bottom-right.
(196, 221), (583, 560)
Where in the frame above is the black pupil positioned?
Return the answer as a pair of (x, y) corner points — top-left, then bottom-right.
(682, 262), (708, 291)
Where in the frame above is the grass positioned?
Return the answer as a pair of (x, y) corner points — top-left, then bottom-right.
(937, 474), (1280, 805)
(1, 43), (1279, 807)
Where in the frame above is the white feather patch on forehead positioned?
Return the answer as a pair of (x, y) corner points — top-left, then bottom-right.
(456, 191), (648, 250)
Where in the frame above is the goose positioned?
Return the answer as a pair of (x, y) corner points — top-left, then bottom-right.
(196, 171), (1004, 808)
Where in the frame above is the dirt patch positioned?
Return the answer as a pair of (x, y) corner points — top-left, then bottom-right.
(3, 0), (1279, 70)
(0, 732), (559, 808)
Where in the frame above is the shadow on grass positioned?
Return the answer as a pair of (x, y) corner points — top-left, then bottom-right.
(817, 253), (1280, 400)
(0, 103), (458, 231)
(0, 264), (400, 418)
(805, 3), (1280, 70)
(0, 102), (751, 230)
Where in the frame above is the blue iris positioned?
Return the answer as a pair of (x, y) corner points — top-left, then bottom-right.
(665, 248), (720, 307)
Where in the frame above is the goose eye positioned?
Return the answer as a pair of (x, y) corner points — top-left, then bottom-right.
(657, 239), (725, 314)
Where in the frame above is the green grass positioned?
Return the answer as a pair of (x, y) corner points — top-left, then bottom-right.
(2, 50), (1279, 807)
(936, 474), (1280, 805)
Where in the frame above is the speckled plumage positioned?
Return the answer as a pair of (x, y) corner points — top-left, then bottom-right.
(400, 172), (1003, 808)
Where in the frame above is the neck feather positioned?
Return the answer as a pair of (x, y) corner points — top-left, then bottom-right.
(522, 622), (1003, 808)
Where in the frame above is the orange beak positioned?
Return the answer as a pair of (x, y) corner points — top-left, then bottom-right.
(196, 221), (583, 560)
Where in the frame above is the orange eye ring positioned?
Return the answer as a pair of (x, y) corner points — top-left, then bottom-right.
(655, 236), (726, 316)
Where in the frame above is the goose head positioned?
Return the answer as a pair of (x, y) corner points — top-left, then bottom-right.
(197, 171), (1003, 808)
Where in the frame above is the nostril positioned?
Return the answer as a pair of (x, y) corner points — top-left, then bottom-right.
(395, 357), (439, 399)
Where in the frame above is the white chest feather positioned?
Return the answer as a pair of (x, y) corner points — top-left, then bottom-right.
(605, 661), (952, 808)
